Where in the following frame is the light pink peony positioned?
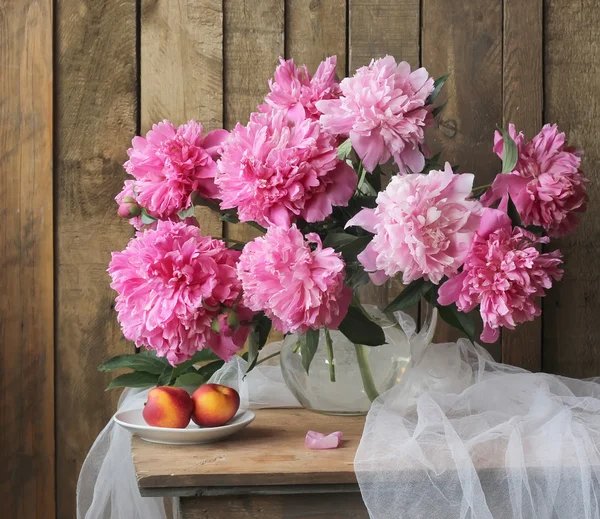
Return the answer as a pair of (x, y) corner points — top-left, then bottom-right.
(316, 56), (435, 173)
(482, 123), (588, 237)
(108, 220), (251, 365)
(237, 225), (352, 334)
(124, 120), (228, 219)
(438, 208), (563, 343)
(261, 56), (341, 122)
(347, 164), (482, 285)
(216, 110), (357, 227)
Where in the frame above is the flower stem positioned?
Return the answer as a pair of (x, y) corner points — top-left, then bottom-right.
(324, 328), (336, 382)
(472, 183), (492, 193)
(247, 221), (267, 234)
(255, 350), (281, 366)
(354, 343), (379, 402)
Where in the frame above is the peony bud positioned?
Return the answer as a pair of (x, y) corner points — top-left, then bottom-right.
(117, 198), (141, 218)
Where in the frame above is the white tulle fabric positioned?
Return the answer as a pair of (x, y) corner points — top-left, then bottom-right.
(355, 323), (600, 519)
(76, 342), (299, 519)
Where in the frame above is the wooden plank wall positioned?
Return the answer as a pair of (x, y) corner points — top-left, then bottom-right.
(1, 1), (599, 517)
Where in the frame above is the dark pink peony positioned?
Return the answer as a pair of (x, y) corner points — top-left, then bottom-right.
(438, 208), (563, 343)
(124, 120), (228, 219)
(237, 225), (352, 334)
(482, 124), (588, 237)
(261, 56), (341, 122)
(316, 55), (435, 173)
(108, 221), (252, 365)
(216, 110), (357, 227)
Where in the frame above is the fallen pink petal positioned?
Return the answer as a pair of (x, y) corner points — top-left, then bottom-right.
(305, 430), (343, 450)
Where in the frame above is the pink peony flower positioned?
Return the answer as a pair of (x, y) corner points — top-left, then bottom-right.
(124, 120), (228, 219)
(216, 110), (357, 227)
(347, 164), (482, 285)
(108, 220), (252, 365)
(237, 225), (352, 334)
(261, 56), (341, 122)
(316, 56), (435, 173)
(437, 208), (563, 343)
(481, 124), (588, 237)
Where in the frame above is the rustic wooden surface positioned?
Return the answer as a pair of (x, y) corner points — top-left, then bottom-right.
(180, 493), (369, 519)
(422, 0), (503, 357)
(543, 0), (600, 377)
(141, 0), (223, 238)
(132, 409), (365, 490)
(500, 0), (543, 371)
(0, 1), (54, 518)
(55, 1), (137, 517)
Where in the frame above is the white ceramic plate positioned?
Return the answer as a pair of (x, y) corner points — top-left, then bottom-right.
(113, 408), (255, 445)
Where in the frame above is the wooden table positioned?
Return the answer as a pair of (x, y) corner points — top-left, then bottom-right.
(132, 409), (370, 518)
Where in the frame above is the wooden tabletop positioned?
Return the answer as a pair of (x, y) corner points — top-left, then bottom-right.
(132, 409), (365, 493)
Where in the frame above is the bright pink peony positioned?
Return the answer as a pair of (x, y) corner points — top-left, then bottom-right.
(316, 56), (435, 173)
(347, 164), (482, 285)
(237, 225), (352, 334)
(108, 220), (251, 365)
(261, 56), (341, 122)
(482, 124), (588, 237)
(216, 110), (357, 227)
(437, 208), (563, 343)
(124, 120), (228, 219)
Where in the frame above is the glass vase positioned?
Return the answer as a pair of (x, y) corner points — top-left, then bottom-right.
(280, 285), (438, 415)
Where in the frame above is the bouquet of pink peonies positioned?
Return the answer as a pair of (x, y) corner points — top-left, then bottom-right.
(100, 55), (588, 390)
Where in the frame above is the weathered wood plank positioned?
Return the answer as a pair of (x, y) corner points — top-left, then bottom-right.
(286, 0), (346, 76)
(141, 0), (223, 237)
(180, 493), (369, 519)
(501, 0), (543, 370)
(421, 0), (503, 352)
(543, 0), (600, 377)
(349, 0), (419, 69)
(0, 1), (54, 518)
(132, 409), (365, 489)
(223, 0), (284, 244)
(55, 1), (137, 516)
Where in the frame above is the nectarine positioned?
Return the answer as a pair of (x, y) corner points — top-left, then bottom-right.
(143, 386), (193, 428)
(192, 384), (240, 427)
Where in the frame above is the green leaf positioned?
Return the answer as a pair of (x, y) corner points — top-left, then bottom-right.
(141, 208), (157, 224)
(500, 128), (518, 174)
(177, 205), (195, 219)
(507, 195), (522, 227)
(338, 235), (372, 262)
(524, 224), (545, 234)
(157, 365), (174, 386)
(432, 101), (447, 118)
(300, 328), (320, 374)
(98, 354), (166, 375)
(338, 303), (386, 346)
(219, 211), (240, 224)
(384, 278), (434, 313)
(370, 166), (384, 192)
(427, 73), (451, 104)
(323, 232), (357, 249)
(106, 371), (159, 391)
(173, 372), (206, 388)
(197, 359), (225, 378)
(337, 138), (353, 160)
(422, 152), (442, 174)
(246, 314), (272, 374)
(436, 303), (475, 343)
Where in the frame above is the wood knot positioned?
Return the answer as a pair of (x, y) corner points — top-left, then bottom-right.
(438, 118), (458, 138)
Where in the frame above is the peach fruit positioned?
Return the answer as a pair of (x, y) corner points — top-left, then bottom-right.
(142, 386), (193, 428)
(191, 384), (240, 427)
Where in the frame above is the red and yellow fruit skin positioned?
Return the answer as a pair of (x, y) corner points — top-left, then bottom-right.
(142, 386), (193, 428)
(191, 384), (240, 427)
